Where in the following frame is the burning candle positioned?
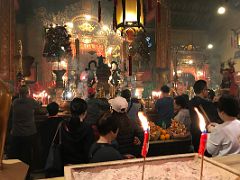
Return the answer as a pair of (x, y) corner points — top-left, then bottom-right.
(194, 107), (207, 155)
(138, 112), (150, 157)
(138, 112), (150, 180)
(194, 107), (207, 180)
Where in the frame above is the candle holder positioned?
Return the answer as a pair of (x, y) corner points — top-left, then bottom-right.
(53, 69), (66, 88)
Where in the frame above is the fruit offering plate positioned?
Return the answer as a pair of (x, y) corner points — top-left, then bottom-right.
(64, 153), (240, 180)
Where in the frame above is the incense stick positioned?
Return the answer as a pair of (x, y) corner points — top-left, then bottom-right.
(200, 155), (204, 180)
(142, 157), (146, 180)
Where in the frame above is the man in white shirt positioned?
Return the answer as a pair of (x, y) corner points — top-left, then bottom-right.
(207, 95), (240, 156)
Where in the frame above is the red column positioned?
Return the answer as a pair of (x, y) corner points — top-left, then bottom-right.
(0, 0), (15, 83)
(155, 1), (171, 88)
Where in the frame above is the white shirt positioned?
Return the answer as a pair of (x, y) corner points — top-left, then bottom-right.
(207, 119), (240, 157)
(174, 109), (191, 131)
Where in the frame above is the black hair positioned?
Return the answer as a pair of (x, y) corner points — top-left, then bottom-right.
(47, 102), (59, 116)
(70, 98), (87, 117)
(182, 94), (189, 102)
(161, 85), (170, 93)
(88, 60), (97, 70)
(121, 89), (131, 102)
(97, 111), (119, 135)
(193, 80), (207, 94)
(208, 89), (215, 100)
(19, 85), (29, 97)
(88, 93), (95, 98)
(174, 95), (188, 109)
(217, 95), (239, 117)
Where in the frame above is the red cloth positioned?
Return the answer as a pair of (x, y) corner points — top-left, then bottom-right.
(88, 87), (96, 95)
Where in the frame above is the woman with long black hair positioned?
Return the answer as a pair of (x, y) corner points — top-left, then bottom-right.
(61, 98), (95, 165)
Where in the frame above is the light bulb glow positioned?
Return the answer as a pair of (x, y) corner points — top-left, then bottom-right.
(218, 6), (226, 15)
(207, 44), (213, 49)
(85, 15), (91, 21)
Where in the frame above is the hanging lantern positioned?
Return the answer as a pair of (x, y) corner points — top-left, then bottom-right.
(114, 0), (144, 33)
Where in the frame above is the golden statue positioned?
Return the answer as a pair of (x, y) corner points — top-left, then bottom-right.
(0, 79), (12, 169)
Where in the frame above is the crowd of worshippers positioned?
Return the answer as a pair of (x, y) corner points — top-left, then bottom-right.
(5, 79), (240, 178)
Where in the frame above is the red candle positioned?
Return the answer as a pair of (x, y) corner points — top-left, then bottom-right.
(141, 130), (150, 158)
(138, 112), (150, 158)
(194, 107), (207, 155)
(198, 131), (207, 155)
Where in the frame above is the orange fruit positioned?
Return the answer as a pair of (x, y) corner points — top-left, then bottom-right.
(165, 134), (170, 140)
(160, 135), (166, 140)
(161, 130), (167, 135)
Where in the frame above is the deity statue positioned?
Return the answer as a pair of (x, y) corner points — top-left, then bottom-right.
(96, 55), (111, 96)
(109, 61), (121, 97)
(87, 60), (97, 88)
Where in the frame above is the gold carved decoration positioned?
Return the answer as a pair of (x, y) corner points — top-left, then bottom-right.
(78, 22), (95, 32)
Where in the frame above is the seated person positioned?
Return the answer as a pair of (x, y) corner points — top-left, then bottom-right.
(61, 98), (95, 165)
(121, 89), (143, 122)
(89, 112), (123, 163)
(109, 96), (143, 157)
(174, 95), (191, 131)
(41, 102), (64, 166)
(206, 95), (240, 156)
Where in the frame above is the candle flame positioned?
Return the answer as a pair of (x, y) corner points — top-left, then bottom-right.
(194, 107), (206, 132)
(138, 112), (149, 131)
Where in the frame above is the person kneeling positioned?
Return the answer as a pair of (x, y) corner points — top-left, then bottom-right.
(89, 112), (123, 163)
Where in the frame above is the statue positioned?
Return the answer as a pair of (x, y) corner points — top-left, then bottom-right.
(109, 61), (121, 97)
(96, 55), (111, 96)
(109, 61), (121, 87)
(87, 60), (97, 88)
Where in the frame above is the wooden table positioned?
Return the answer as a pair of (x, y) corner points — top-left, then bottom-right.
(213, 154), (240, 173)
(0, 159), (28, 180)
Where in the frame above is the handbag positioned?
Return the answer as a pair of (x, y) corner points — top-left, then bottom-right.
(45, 122), (64, 177)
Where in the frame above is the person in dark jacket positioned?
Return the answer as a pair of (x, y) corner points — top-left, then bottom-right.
(41, 102), (64, 166)
(8, 85), (40, 165)
(89, 111), (122, 163)
(155, 85), (174, 128)
(61, 98), (95, 165)
(85, 87), (110, 126)
(109, 96), (143, 157)
(188, 80), (222, 152)
(121, 89), (143, 122)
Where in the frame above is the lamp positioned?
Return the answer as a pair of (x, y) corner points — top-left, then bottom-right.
(114, 0), (144, 33)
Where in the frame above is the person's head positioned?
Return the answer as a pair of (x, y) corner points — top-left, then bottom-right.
(19, 85), (29, 98)
(70, 98), (87, 120)
(97, 111), (119, 141)
(217, 95), (239, 121)
(88, 87), (96, 98)
(193, 80), (208, 98)
(121, 89), (131, 102)
(208, 89), (215, 101)
(47, 102), (59, 116)
(108, 96), (128, 114)
(161, 85), (170, 96)
(182, 94), (189, 102)
(111, 61), (118, 70)
(174, 95), (188, 111)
